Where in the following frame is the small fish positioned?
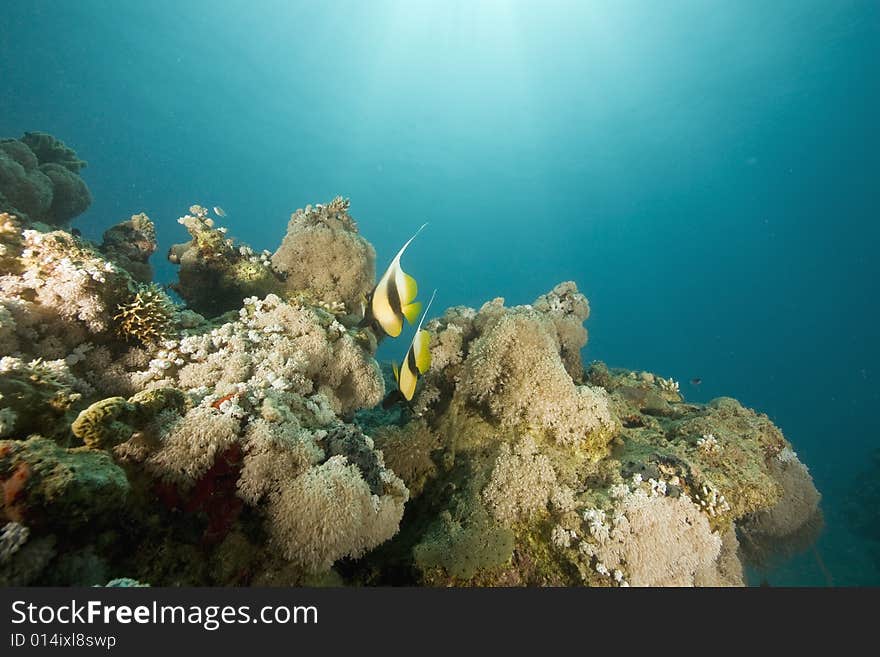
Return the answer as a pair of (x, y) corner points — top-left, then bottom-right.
(690, 378), (702, 386)
(211, 392), (237, 409)
(213, 206), (226, 217)
(383, 290), (436, 407)
(70, 228), (82, 238)
(366, 223), (428, 338)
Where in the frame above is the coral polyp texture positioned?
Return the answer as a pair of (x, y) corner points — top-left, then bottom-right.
(271, 197), (376, 320)
(0, 141), (822, 585)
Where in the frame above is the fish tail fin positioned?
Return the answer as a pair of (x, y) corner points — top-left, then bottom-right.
(402, 301), (422, 324)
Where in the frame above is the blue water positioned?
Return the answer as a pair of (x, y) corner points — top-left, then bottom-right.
(2, 0), (878, 585)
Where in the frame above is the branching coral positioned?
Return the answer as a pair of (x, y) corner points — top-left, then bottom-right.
(114, 284), (176, 347)
(271, 197), (375, 318)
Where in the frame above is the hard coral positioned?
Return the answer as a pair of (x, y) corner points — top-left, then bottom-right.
(1, 226), (135, 347)
(114, 283), (175, 347)
(0, 356), (82, 440)
(0, 132), (91, 226)
(71, 387), (189, 450)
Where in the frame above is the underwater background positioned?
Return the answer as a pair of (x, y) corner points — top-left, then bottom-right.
(1, 0), (877, 585)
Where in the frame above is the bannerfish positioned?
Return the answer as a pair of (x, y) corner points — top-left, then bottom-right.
(367, 223), (428, 338)
(213, 206), (226, 217)
(690, 378), (702, 386)
(383, 290), (436, 408)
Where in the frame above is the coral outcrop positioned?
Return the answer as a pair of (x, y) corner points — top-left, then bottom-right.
(0, 165), (822, 586)
(0, 199), (403, 584)
(359, 286), (822, 587)
(0, 132), (91, 226)
(100, 213), (157, 284)
(168, 205), (284, 317)
(271, 197), (375, 320)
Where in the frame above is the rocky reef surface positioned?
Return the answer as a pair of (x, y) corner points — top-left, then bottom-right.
(0, 134), (822, 586)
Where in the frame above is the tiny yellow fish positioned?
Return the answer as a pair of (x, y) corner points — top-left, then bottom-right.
(366, 223), (427, 338)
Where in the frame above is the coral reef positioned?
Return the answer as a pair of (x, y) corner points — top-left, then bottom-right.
(353, 288), (822, 587)
(0, 132), (91, 226)
(0, 167), (822, 586)
(419, 283), (617, 454)
(0, 436), (129, 530)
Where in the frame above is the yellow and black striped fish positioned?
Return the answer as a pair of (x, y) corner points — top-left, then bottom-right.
(384, 290), (436, 407)
(367, 223), (427, 338)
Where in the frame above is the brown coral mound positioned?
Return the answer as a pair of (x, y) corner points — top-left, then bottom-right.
(272, 197), (375, 316)
(737, 449), (823, 565)
(267, 455), (407, 572)
(417, 282), (616, 454)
